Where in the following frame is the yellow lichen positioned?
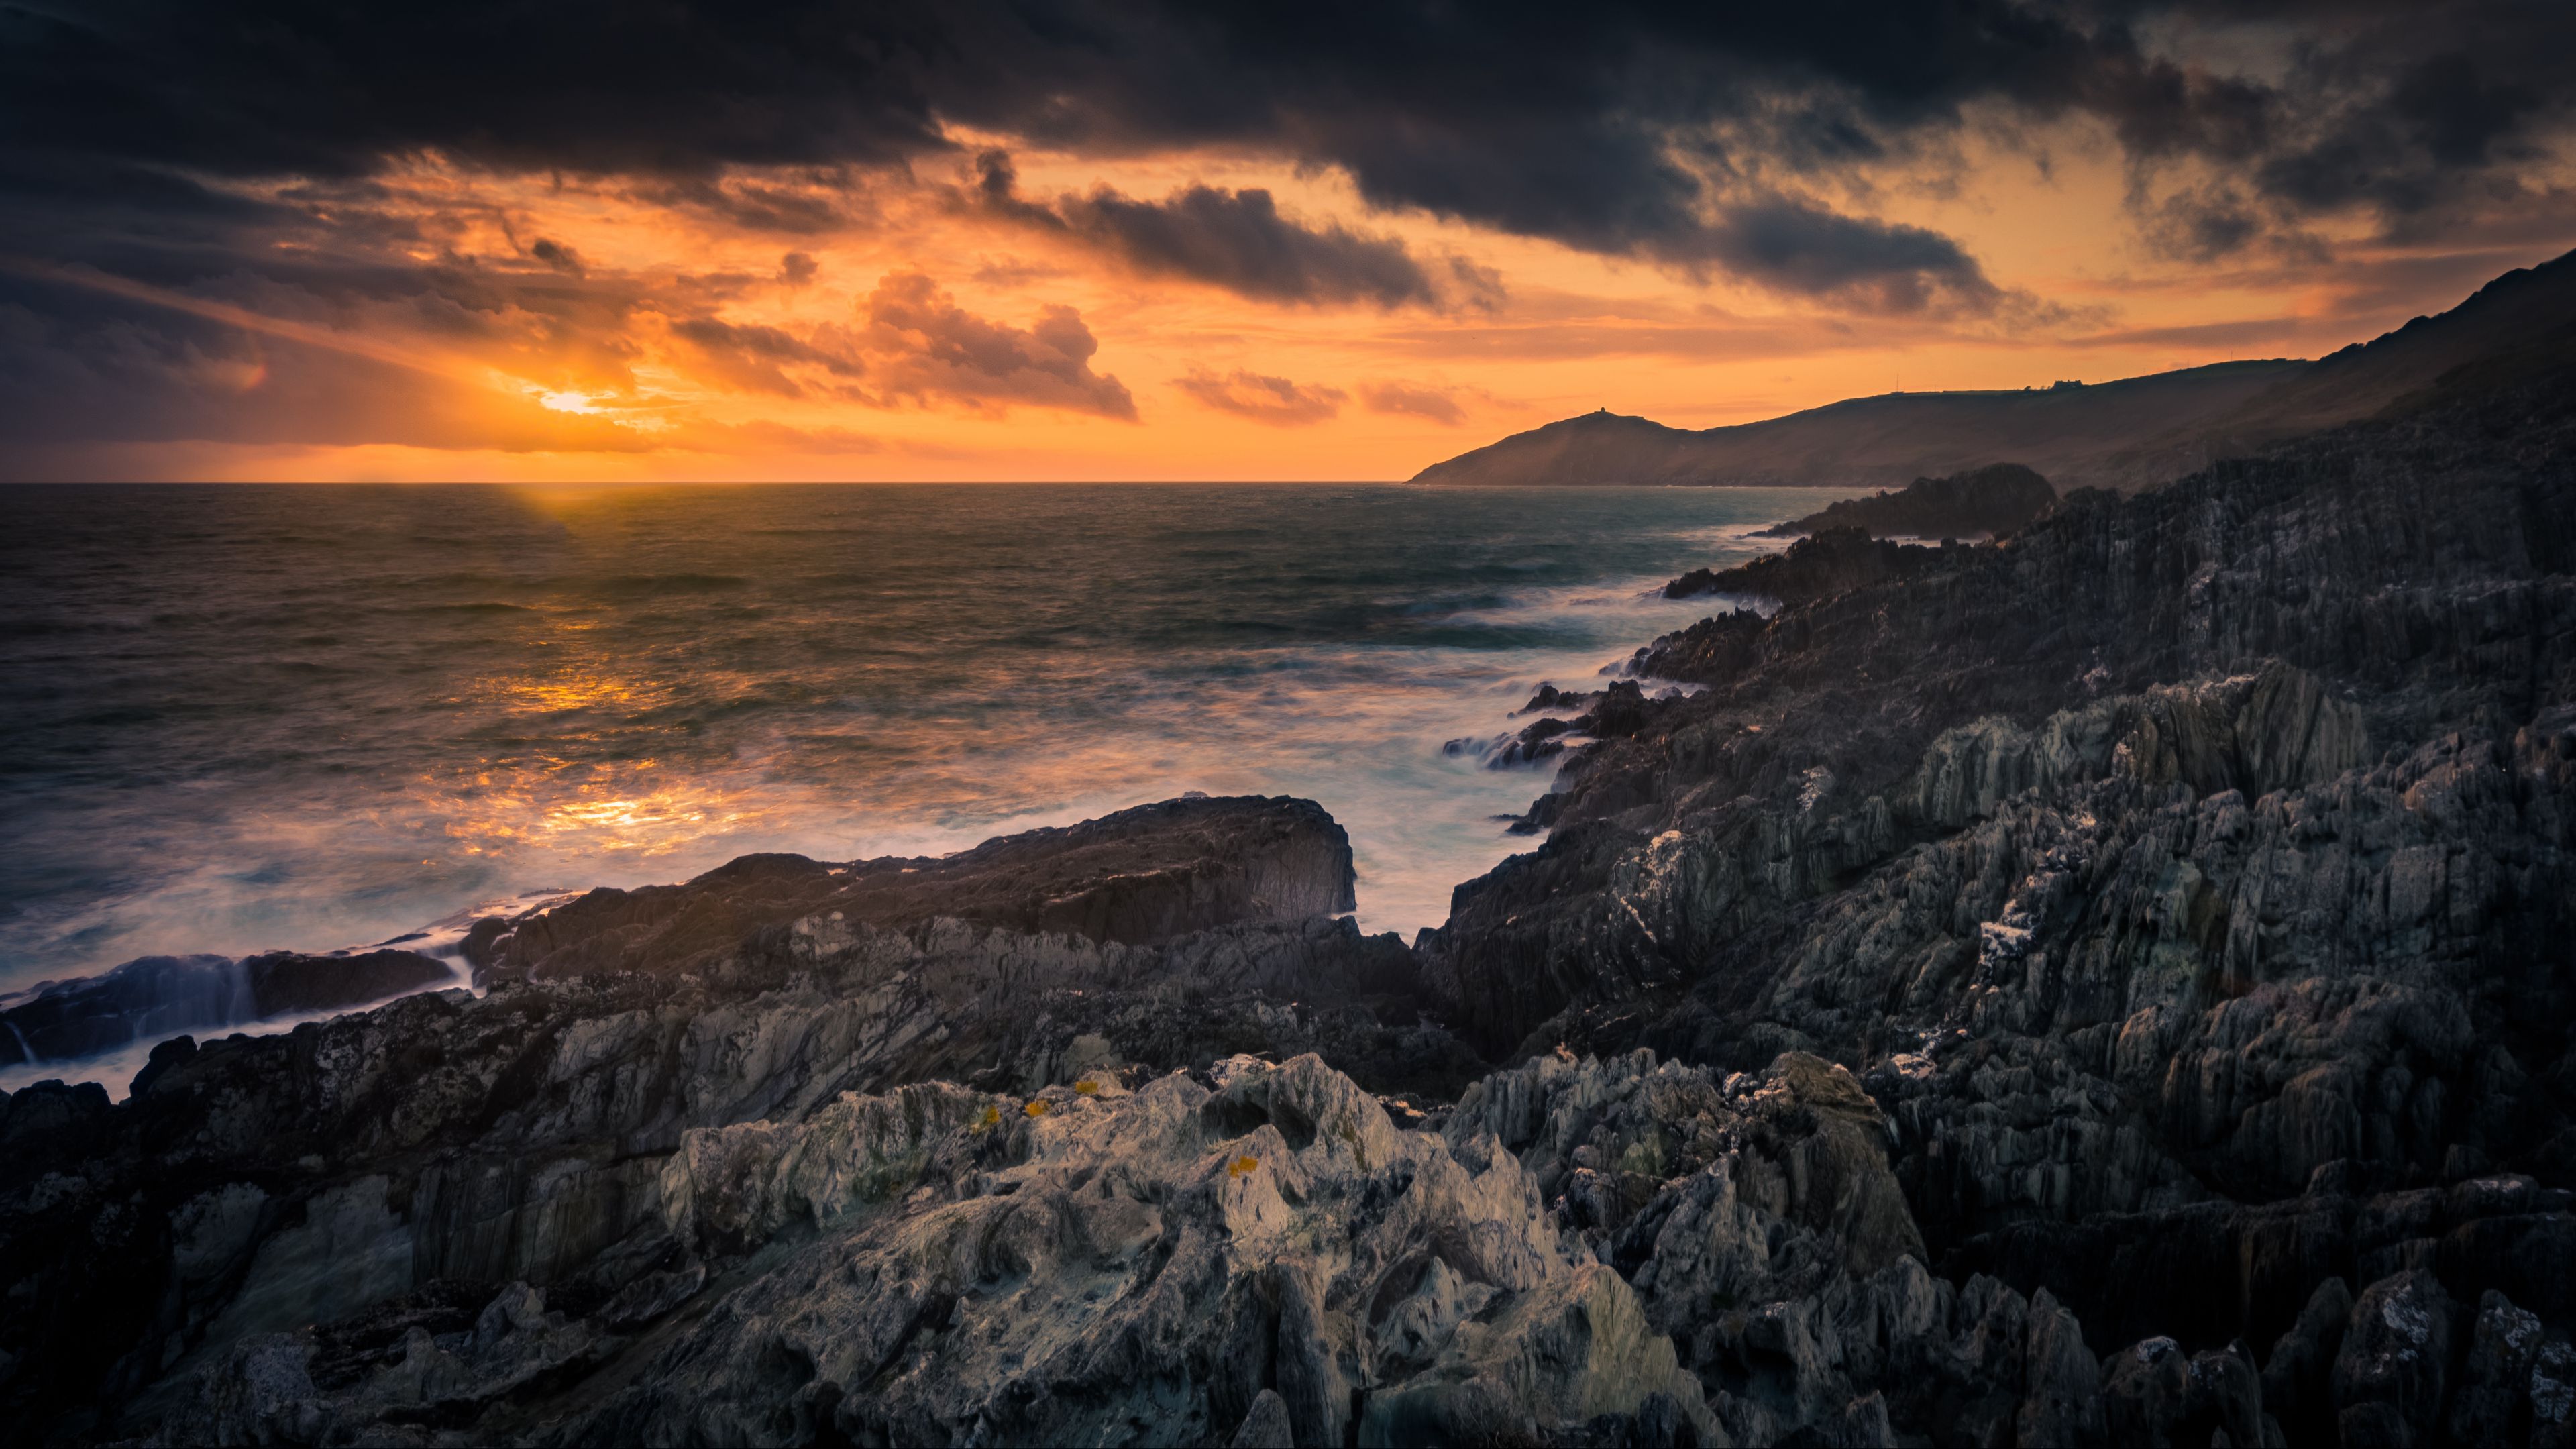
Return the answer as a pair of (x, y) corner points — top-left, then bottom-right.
(1024, 1099), (1050, 1118)
(1073, 1079), (1099, 1095)
(1228, 1155), (1260, 1179)
(973, 1105), (1002, 1132)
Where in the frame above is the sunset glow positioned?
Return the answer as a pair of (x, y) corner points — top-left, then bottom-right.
(5, 5), (2572, 481)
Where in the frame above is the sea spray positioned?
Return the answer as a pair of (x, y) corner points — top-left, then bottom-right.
(1, 481), (1843, 994)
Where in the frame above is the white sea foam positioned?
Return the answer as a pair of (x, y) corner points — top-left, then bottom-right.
(1, 481), (1849, 1089)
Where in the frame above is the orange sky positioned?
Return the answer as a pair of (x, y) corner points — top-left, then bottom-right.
(17, 115), (2575, 483)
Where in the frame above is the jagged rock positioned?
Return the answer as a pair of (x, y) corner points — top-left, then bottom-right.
(2261, 1274), (2353, 1444)
(2332, 1269), (2456, 1446)
(1228, 1387), (1295, 1448)
(2100, 1336), (2192, 1446)
(14, 336), (2576, 1446)
(1631, 608), (1769, 689)
(474, 794), (1360, 978)
(2449, 1289), (2548, 1446)
(1662, 526), (1945, 604)
(1755, 462), (2058, 541)
(599, 1261), (705, 1331)
(1409, 357), (2576, 1442)
(2017, 1287), (2104, 1445)
(0, 800), (1478, 1444)
(576, 1055), (1713, 1446)
(2535, 1339), (2576, 1448)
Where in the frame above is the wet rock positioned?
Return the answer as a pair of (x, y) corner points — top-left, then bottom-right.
(0, 949), (455, 1065)
(0, 799), (1460, 1444)
(478, 793), (1361, 978)
(1662, 526), (1935, 604)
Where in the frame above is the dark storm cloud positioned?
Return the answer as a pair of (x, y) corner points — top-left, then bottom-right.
(9, 3), (2567, 274)
(971, 152), (1450, 309)
(0, 0), (2568, 460)
(1682, 196), (2004, 313)
(0, 1), (951, 180)
(627, 173), (874, 235)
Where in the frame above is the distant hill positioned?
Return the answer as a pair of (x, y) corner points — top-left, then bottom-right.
(1407, 362), (2301, 491)
(1410, 246), (2576, 493)
(2168, 247), (2576, 446)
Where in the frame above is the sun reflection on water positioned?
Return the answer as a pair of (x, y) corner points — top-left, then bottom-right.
(2, 481), (1847, 992)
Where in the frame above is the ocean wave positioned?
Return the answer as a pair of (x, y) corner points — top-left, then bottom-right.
(1, 481), (1809, 997)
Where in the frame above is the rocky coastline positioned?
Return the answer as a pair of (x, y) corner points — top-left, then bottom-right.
(1752, 462), (2059, 542)
(7, 359), (2576, 1444)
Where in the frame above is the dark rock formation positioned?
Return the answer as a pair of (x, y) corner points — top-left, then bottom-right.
(1756, 462), (2057, 540)
(473, 792), (1357, 979)
(0, 949), (457, 1066)
(1462, 680), (1685, 773)
(0, 797), (1497, 1445)
(1396, 356), (2576, 1440)
(12, 269), (2576, 1447)
(1664, 525), (1962, 604)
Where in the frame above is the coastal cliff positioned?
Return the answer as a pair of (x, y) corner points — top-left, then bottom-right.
(8, 343), (2576, 1446)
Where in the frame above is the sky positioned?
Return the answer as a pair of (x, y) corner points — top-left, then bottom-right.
(1, 1), (2572, 482)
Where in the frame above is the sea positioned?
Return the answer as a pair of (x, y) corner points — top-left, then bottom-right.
(0, 482), (1833, 1072)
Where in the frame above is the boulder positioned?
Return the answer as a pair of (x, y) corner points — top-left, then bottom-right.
(477, 793), (1359, 978)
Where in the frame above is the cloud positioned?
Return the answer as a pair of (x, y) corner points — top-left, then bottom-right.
(2108, 15), (2576, 257)
(1, 0), (2569, 464)
(1173, 368), (1346, 426)
(0, 266), (649, 455)
(628, 172), (873, 234)
(668, 315), (863, 397)
(15, 4), (2563, 289)
(1357, 380), (1468, 424)
(857, 272), (1136, 419)
(0, 150), (1141, 451)
(971, 152), (1464, 309)
(1670, 195), (2004, 314)
(0, 3), (949, 180)
(529, 238), (585, 276)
